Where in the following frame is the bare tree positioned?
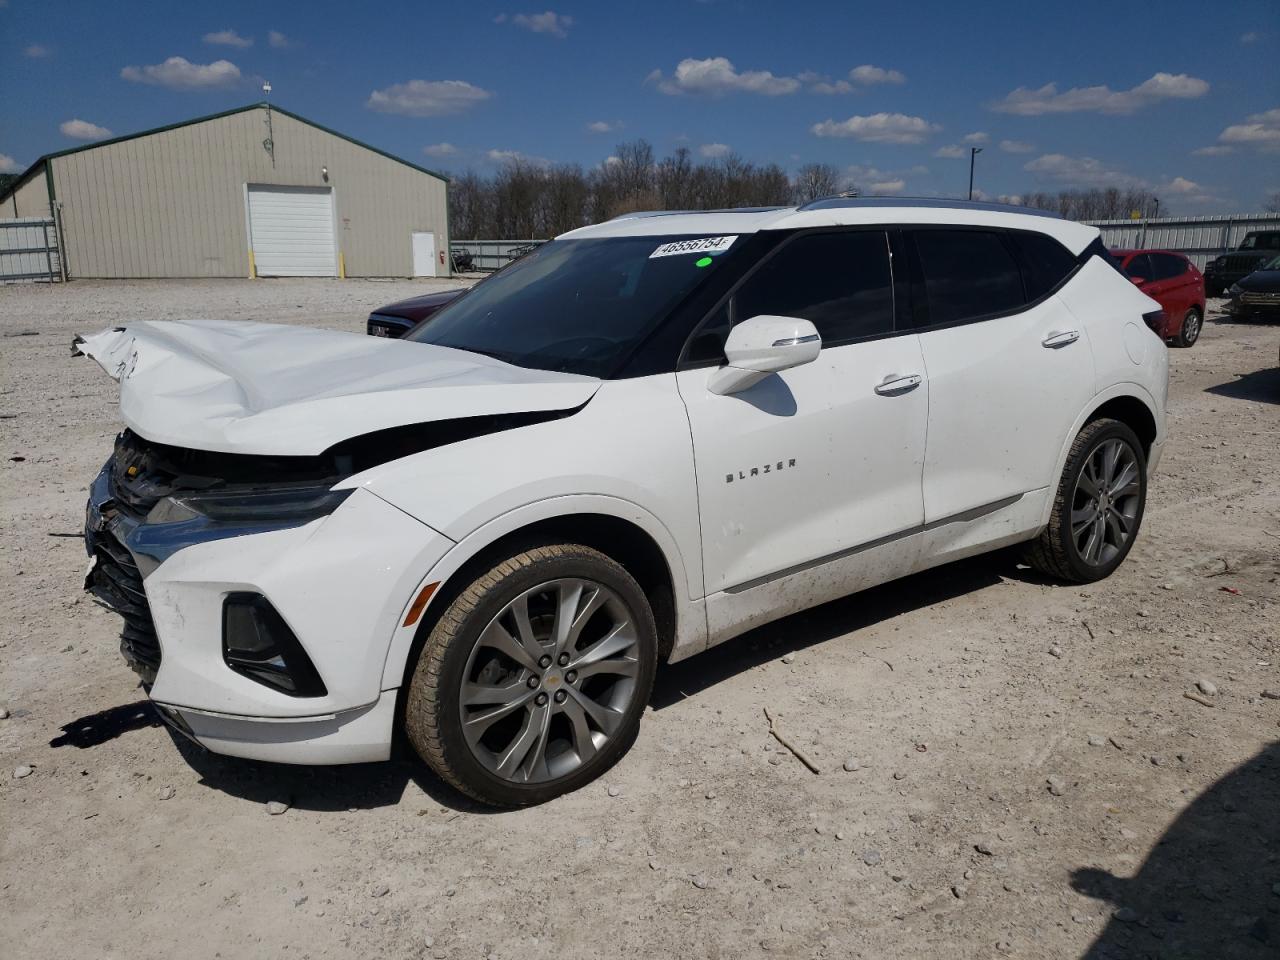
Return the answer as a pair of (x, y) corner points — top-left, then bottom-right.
(1266, 192), (1280, 213)
(791, 163), (842, 204)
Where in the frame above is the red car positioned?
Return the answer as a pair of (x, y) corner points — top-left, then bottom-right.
(1111, 248), (1206, 347)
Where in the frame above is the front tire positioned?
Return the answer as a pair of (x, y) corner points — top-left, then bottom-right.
(1172, 307), (1202, 347)
(404, 544), (657, 807)
(1025, 419), (1147, 583)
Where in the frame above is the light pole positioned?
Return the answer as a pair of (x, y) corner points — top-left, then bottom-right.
(968, 146), (983, 201)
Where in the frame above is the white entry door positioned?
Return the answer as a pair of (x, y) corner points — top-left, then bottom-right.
(246, 185), (336, 277)
(412, 232), (438, 278)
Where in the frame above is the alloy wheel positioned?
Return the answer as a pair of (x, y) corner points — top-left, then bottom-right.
(1070, 438), (1141, 567)
(1182, 310), (1201, 345)
(457, 578), (640, 784)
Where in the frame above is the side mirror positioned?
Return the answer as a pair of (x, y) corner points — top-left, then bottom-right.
(708, 315), (821, 396)
(1130, 276), (1148, 286)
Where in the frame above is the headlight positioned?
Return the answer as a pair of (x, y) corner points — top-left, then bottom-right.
(146, 485), (353, 524)
(1228, 283), (1243, 297)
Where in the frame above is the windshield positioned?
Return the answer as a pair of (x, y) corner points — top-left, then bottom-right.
(406, 234), (742, 377)
(1265, 254), (1280, 271)
(1241, 233), (1280, 251)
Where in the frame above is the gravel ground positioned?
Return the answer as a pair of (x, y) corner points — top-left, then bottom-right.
(1, 279), (1278, 960)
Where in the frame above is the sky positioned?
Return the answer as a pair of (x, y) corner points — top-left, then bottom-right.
(2, 0), (1278, 213)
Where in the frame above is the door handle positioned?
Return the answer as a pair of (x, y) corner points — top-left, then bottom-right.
(874, 373), (923, 395)
(1042, 330), (1081, 348)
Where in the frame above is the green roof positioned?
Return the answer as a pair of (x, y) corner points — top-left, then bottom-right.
(0, 101), (449, 204)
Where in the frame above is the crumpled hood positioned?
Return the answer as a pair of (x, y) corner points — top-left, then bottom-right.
(75, 319), (601, 455)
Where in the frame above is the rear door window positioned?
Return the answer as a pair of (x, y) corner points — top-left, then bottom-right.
(1152, 254), (1186, 280)
(912, 229), (1024, 325)
(1123, 253), (1154, 281)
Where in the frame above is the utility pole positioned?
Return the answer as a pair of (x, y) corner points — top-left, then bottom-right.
(968, 146), (983, 201)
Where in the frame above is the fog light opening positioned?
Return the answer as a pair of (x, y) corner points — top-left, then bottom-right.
(222, 593), (327, 697)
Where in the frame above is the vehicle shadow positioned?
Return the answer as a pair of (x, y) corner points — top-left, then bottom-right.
(49, 699), (161, 748)
(50, 698), (494, 813)
(1070, 740), (1279, 959)
(169, 736), (499, 814)
(1206, 367), (1280, 406)
(652, 548), (1032, 709)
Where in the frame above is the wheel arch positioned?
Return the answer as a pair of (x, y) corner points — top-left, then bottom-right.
(380, 496), (702, 696)
(1039, 385), (1162, 529)
(1085, 393), (1158, 457)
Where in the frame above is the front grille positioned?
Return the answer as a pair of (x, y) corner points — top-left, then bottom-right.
(1220, 254), (1267, 275)
(1240, 291), (1280, 304)
(86, 524), (161, 685)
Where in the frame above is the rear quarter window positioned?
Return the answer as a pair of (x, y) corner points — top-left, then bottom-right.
(1007, 231), (1079, 300)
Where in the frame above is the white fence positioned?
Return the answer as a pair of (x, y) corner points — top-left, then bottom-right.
(1084, 213), (1280, 270)
(0, 217), (62, 283)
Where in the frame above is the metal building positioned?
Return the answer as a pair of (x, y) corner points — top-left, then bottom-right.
(0, 102), (450, 280)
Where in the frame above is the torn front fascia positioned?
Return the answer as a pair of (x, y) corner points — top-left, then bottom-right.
(106, 403), (581, 510)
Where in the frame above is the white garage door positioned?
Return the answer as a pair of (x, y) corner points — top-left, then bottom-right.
(247, 185), (336, 277)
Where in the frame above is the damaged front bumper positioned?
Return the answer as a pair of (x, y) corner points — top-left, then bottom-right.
(83, 455), (452, 764)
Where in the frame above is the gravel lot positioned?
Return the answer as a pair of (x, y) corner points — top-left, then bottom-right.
(2, 279), (1278, 960)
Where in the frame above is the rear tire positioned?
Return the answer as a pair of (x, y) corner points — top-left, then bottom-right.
(404, 544), (657, 807)
(1172, 307), (1202, 347)
(1025, 419), (1147, 583)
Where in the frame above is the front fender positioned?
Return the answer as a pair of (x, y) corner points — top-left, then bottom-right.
(376, 493), (707, 691)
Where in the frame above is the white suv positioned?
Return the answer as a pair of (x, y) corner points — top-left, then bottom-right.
(78, 198), (1168, 806)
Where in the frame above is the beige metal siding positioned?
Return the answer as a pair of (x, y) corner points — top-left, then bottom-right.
(49, 107), (447, 278)
(2, 170), (52, 220)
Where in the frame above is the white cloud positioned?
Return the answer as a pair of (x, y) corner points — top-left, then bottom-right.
(24, 43), (50, 58)
(1192, 144), (1234, 156)
(1217, 107), (1280, 152)
(203, 29), (252, 49)
(845, 164), (913, 195)
(934, 145), (966, 158)
(1240, 31), (1259, 44)
(999, 139), (1035, 153)
(60, 118), (112, 140)
(0, 153), (20, 174)
(423, 143), (458, 157)
(698, 142), (731, 158)
(121, 57), (241, 89)
(812, 112), (940, 144)
(849, 64), (906, 85)
(1164, 176), (1201, 194)
(649, 57), (800, 96)
(268, 30), (292, 49)
(799, 72), (854, 95)
(1023, 153), (1146, 189)
(498, 11), (574, 38)
(962, 131), (989, 144)
(366, 79), (492, 116)
(991, 72), (1209, 115)
(487, 148), (550, 166)
(586, 120), (621, 133)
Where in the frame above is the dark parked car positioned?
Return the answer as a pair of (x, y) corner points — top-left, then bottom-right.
(1224, 254), (1280, 320)
(1204, 230), (1280, 297)
(366, 288), (466, 338)
(1112, 249), (1206, 347)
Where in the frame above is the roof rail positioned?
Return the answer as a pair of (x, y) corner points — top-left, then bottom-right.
(797, 195), (1063, 219)
(608, 205), (789, 222)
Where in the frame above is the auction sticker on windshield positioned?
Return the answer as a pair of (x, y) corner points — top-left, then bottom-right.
(649, 236), (738, 259)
